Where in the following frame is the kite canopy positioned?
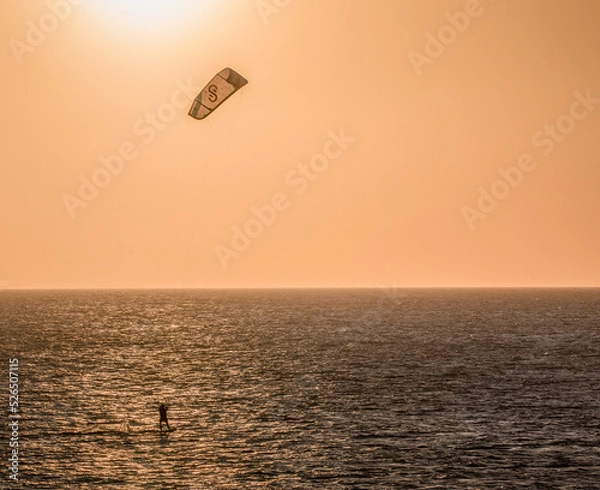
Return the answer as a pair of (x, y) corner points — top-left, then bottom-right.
(188, 68), (248, 120)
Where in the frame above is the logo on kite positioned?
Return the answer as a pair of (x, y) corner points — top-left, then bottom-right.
(188, 68), (248, 120)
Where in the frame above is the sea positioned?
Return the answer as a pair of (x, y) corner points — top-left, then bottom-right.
(1, 288), (599, 489)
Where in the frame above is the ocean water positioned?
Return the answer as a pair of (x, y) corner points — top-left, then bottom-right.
(1, 288), (599, 489)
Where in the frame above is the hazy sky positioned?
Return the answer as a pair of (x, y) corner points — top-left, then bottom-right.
(2, 0), (600, 289)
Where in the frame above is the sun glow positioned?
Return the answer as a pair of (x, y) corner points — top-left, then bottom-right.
(90, 0), (214, 31)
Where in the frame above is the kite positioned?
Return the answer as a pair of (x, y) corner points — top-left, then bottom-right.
(188, 68), (248, 120)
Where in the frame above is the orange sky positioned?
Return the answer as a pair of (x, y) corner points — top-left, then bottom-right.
(2, 0), (599, 289)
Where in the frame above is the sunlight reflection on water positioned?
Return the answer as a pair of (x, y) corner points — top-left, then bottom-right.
(1, 289), (599, 488)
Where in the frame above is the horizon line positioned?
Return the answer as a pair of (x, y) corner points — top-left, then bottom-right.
(1, 286), (599, 291)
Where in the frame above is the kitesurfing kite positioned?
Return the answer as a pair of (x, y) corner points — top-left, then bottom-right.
(188, 68), (248, 120)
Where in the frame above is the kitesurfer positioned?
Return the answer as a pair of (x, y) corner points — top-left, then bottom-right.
(159, 404), (170, 432)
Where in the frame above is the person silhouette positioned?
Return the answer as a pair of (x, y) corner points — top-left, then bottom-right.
(159, 404), (170, 432)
